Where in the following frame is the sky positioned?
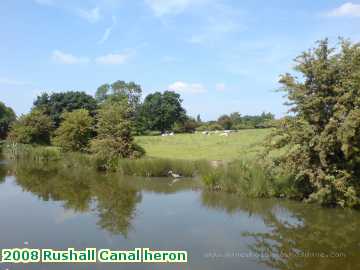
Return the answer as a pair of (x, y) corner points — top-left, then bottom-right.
(1, 0), (360, 120)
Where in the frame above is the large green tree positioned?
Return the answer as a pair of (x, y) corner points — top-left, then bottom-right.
(0, 101), (16, 139)
(269, 39), (360, 208)
(95, 80), (142, 111)
(90, 100), (144, 167)
(95, 81), (143, 133)
(33, 91), (97, 127)
(52, 109), (94, 152)
(140, 91), (186, 132)
(8, 109), (53, 145)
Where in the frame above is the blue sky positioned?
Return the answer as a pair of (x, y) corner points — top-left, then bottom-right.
(1, 0), (360, 120)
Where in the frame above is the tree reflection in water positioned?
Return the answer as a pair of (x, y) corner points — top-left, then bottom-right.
(5, 160), (360, 270)
(8, 160), (140, 237)
(201, 191), (360, 270)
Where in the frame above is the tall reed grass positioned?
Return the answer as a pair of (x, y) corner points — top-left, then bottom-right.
(4, 143), (61, 161)
(200, 159), (295, 198)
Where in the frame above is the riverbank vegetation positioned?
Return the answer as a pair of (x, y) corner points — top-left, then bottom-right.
(1, 38), (360, 208)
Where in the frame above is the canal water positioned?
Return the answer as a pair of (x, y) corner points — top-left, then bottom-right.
(0, 160), (359, 269)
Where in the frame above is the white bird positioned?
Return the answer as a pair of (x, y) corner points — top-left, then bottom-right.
(168, 170), (182, 178)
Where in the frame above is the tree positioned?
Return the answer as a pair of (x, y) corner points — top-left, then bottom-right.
(218, 115), (233, 130)
(173, 116), (198, 133)
(268, 39), (360, 208)
(230, 112), (241, 125)
(33, 91), (97, 127)
(8, 109), (53, 145)
(95, 80), (142, 111)
(52, 109), (94, 152)
(95, 84), (110, 103)
(95, 81), (143, 133)
(196, 114), (202, 123)
(140, 91), (186, 132)
(90, 100), (144, 166)
(0, 101), (16, 139)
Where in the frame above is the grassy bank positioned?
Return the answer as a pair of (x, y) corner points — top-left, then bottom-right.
(1, 129), (295, 200)
(2, 143), (211, 178)
(135, 129), (271, 161)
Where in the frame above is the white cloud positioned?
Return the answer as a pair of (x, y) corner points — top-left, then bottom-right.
(215, 83), (225, 91)
(95, 50), (134, 65)
(98, 16), (117, 44)
(168, 81), (206, 94)
(78, 7), (101, 23)
(145, 0), (193, 16)
(52, 50), (90, 64)
(327, 2), (360, 17)
(0, 78), (30, 86)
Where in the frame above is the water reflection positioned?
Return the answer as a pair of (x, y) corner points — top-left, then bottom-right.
(1, 160), (360, 270)
(6, 161), (201, 238)
(201, 191), (360, 270)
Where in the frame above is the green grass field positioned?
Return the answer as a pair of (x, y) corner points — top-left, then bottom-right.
(136, 129), (271, 161)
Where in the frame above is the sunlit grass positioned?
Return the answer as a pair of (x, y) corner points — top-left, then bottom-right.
(136, 129), (271, 161)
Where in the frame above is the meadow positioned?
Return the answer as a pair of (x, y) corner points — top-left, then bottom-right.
(135, 129), (271, 161)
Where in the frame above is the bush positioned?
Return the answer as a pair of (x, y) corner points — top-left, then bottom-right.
(173, 117), (198, 133)
(0, 101), (16, 140)
(52, 109), (94, 152)
(8, 109), (53, 145)
(90, 100), (145, 168)
(268, 39), (360, 208)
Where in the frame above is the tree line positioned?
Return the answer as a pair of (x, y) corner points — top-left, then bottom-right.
(0, 82), (276, 151)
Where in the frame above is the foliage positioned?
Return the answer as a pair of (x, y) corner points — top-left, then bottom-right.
(197, 112), (275, 131)
(33, 91), (97, 127)
(196, 123), (223, 131)
(218, 115), (233, 130)
(8, 109), (54, 145)
(140, 91), (186, 132)
(200, 159), (291, 198)
(173, 116), (198, 133)
(95, 80), (142, 110)
(234, 112), (275, 129)
(90, 100), (145, 168)
(95, 80), (144, 134)
(52, 109), (94, 152)
(268, 39), (360, 208)
(0, 101), (16, 139)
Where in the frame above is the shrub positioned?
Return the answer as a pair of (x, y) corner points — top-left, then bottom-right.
(52, 109), (94, 152)
(0, 101), (16, 140)
(268, 39), (360, 208)
(8, 109), (53, 145)
(90, 100), (145, 168)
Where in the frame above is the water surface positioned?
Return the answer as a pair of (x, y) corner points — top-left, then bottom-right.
(0, 160), (359, 269)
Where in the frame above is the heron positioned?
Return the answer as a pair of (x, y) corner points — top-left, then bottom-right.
(168, 170), (182, 178)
